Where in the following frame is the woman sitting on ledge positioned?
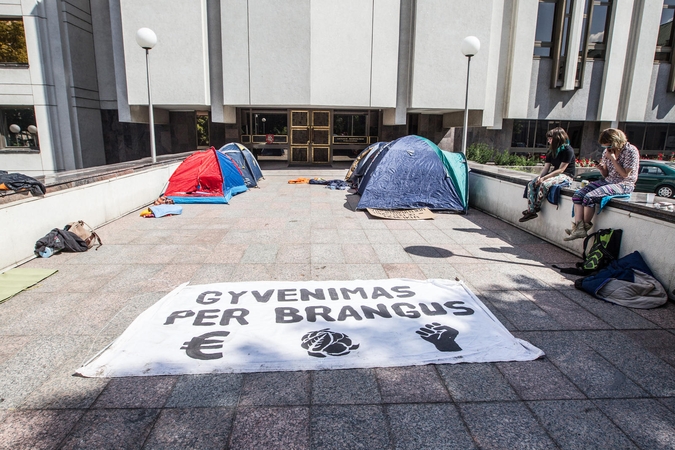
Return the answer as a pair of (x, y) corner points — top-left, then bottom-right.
(519, 127), (575, 222)
(565, 128), (640, 241)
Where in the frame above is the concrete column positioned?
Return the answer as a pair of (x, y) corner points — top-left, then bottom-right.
(481, 0), (508, 128)
(621, 0), (662, 121)
(504, 0), (538, 119)
(561, 0), (585, 91)
(596, 0), (635, 121)
(393, 0), (414, 125)
(109, 0), (131, 123)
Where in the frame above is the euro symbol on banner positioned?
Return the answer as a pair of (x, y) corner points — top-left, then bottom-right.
(180, 331), (230, 360)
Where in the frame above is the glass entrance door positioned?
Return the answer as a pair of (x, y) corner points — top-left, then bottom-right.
(290, 110), (331, 164)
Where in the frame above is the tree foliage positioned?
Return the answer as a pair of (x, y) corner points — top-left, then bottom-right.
(0, 19), (28, 64)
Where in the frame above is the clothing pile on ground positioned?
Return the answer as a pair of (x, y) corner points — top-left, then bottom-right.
(153, 196), (174, 205)
(575, 251), (668, 309)
(288, 178), (311, 184)
(34, 221), (102, 257)
(34, 229), (88, 258)
(288, 177), (350, 190)
(140, 204), (183, 218)
(0, 170), (46, 196)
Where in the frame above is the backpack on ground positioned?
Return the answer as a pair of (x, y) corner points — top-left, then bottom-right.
(64, 220), (103, 250)
(556, 228), (622, 275)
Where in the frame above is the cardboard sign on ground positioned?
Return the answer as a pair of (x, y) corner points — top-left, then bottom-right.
(366, 208), (434, 220)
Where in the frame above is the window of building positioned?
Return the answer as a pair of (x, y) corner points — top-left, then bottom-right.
(511, 119), (582, 151)
(534, 0), (557, 57)
(1, 107), (38, 149)
(585, 0), (611, 59)
(656, 0), (675, 61)
(196, 112), (209, 148)
(536, 0), (612, 88)
(332, 111), (380, 161)
(334, 113), (367, 137)
(240, 109), (288, 160)
(622, 122), (675, 156)
(0, 18), (28, 65)
(656, 1), (675, 91)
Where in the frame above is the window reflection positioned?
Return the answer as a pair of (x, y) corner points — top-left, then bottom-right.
(644, 125), (668, 152)
(535, 2), (556, 42)
(240, 110), (289, 161)
(0, 19), (28, 65)
(585, 1), (610, 59)
(534, 1), (556, 58)
(511, 120), (582, 150)
(333, 114), (366, 136)
(536, 0), (612, 87)
(1, 107), (39, 149)
(656, 1), (675, 63)
(621, 123), (675, 154)
(658, 10), (674, 47)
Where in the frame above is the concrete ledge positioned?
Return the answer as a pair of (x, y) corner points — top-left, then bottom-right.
(468, 162), (675, 298)
(1, 158), (183, 272)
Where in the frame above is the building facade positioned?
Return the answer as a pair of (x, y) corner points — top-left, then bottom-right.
(1, 0), (674, 176)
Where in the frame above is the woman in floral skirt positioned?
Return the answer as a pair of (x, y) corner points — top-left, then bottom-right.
(564, 128), (640, 240)
(519, 127), (576, 222)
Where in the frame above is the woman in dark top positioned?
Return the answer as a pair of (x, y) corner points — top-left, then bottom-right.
(519, 127), (576, 222)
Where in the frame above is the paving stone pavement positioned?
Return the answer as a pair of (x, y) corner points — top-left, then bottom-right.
(1, 165), (674, 449)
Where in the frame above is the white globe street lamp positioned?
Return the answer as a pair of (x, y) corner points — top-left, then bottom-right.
(136, 28), (158, 163)
(461, 36), (480, 155)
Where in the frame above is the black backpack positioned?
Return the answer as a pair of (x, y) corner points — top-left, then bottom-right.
(556, 228), (623, 276)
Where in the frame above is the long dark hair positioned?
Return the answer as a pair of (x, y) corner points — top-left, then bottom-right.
(546, 127), (570, 157)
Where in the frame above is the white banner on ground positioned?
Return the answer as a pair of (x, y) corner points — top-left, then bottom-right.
(76, 279), (543, 377)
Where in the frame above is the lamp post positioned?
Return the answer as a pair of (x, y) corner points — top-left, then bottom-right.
(461, 36), (480, 155)
(261, 117), (266, 134)
(136, 28), (158, 163)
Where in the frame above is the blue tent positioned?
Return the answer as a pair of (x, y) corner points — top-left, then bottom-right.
(164, 147), (248, 204)
(217, 143), (264, 188)
(345, 141), (389, 190)
(356, 135), (468, 212)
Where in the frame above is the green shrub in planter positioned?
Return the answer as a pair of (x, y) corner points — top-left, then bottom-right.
(467, 143), (539, 167)
(492, 150), (512, 166)
(466, 143), (495, 164)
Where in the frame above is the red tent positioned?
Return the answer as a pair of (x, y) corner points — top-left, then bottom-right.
(164, 148), (247, 203)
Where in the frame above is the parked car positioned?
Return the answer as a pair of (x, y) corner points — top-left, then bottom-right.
(574, 160), (675, 198)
